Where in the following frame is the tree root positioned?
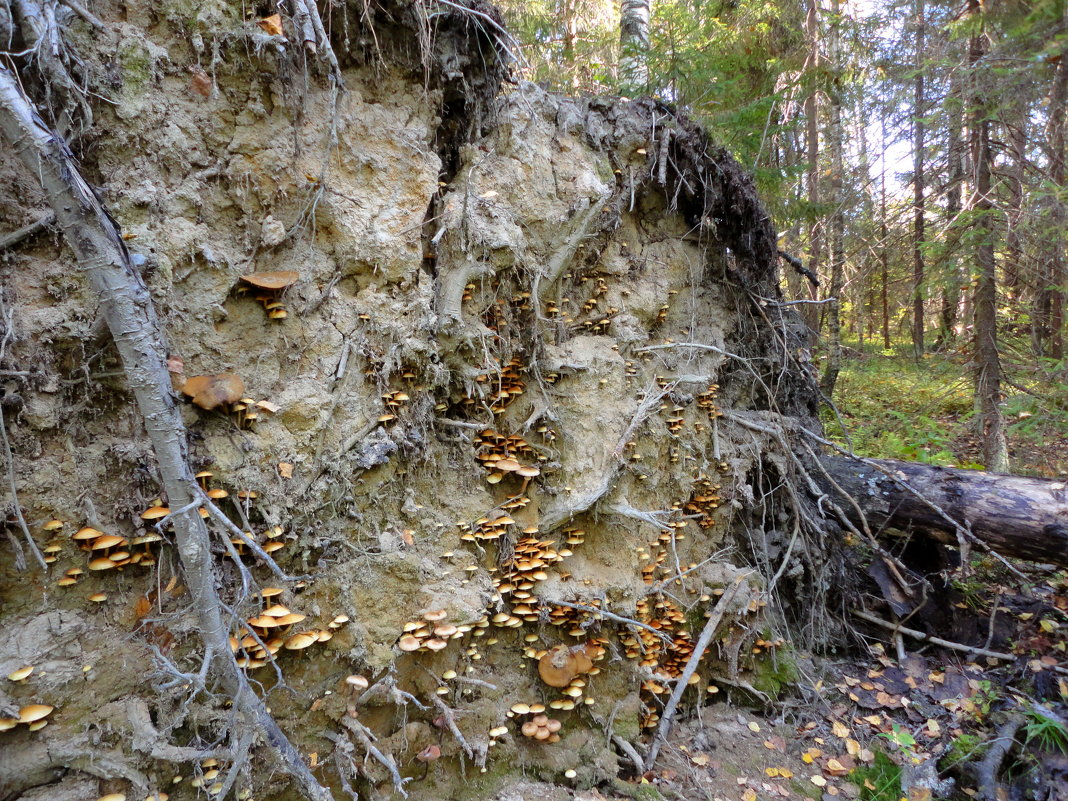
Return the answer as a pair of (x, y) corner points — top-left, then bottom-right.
(341, 716), (412, 797)
(976, 717), (1023, 801)
(432, 696), (474, 759)
(0, 65), (331, 801)
(0, 211), (54, 250)
(644, 576), (748, 771)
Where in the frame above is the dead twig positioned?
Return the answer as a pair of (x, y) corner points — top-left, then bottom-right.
(851, 608), (1068, 675)
(645, 577), (747, 771)
(341, 716), (412, 797)
(0, 211), (54, 250)
(0, 405), (46, 571)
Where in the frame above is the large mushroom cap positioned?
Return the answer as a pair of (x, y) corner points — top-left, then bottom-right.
(18, 704), (53, 723)
(239, 271), (299, 291)
(182, 374), (245, 411)
(538, 644), (579, 688)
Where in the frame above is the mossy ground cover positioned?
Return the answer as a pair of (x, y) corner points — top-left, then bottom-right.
(821, 338), (1068, 477)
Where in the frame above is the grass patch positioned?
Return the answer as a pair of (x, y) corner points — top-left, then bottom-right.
(822, 339), (1068, 476)
(852, 750), (903, 801)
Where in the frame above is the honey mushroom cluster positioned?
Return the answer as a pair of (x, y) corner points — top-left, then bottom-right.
(188, 756), (224, 793)
(458, 512), (522, 544)
(475, 428), (542, 485)
(696, 383), (722, 420)
(491, 533), (570, 619)
(236, 270), (299, 320)
(532, 641), (607, 710)
(0, 703), (53, 732)
(39, 518), (65, 564)
(232, 588), (348, 669)
(397, 609), (470, 654)
(180, 373), (279, 429)
(507, 703), (562, 743)
(520, 713), (562, 743)
(463, 357), (525, 416)
(684, 474), (722, 529)
(378, 389), (410, 426)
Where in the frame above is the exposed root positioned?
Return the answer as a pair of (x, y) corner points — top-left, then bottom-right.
(0, 211), (54, 250)
(341, 716), (412, 798)
(432, 695), (474, 759)
(0, 64), (332, 801)
(644, 576), (747, 770)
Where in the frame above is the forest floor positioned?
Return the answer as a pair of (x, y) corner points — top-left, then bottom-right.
(821, 340), (1068, 478)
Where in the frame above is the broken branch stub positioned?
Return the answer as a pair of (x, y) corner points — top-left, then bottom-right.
(0, 64), (332, 801)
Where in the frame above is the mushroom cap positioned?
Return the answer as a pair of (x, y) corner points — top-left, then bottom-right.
(545, 719), (562, 733)
(284, 632), (318, 650)
(422, 609), (448, 622)
(425, 638), (448, 651)
(91, 534), (127, 550)
(182, 374), (246, 411)
(397, 635), (421, 652)
(43, 519), (65, 531)
(206, 488), (229, 499)
(18, 704), (53, 723)
(273, 612), (306, 626)
(534, 727), (551, 741)
(345, 675), (369, 690)
(538, 645), (578, 688)
(416, 744), (441, 762)
(239, 271), (299, 290)
(7, 666), (33, 681)
(73, 526), (102, 541)
(516, 465), (541, 478)
(262, 604), (291, 617)
(88, 557), (117, 571)
(0, 718), (18, 731)
(88, 592), (108, 602)
(140, 506), (170, 520)
(260, 587), (284, 598)
(495, 458), (521, 472)
(97, 794), (126, 801)
(521, 721), (539, 737)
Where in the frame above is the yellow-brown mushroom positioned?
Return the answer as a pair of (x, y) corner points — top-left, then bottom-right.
(181, 374), (245, 411)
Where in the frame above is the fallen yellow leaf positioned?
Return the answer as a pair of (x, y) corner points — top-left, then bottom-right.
(810, 775), (827, 787)
(832, 720), (850, 738)
(257, 13), (284, 36)
(278, 461), (294, 478)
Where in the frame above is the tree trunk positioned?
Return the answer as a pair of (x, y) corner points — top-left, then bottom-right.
(1037, 51), (1067, 360)
(818, 456), (1068, 567)
(880, 111), (891, 350)
(968, 0), (1008, 472)
(935, 77), (964, 351)
(803, 0), (822, 333)
(619, 0), (651, 90)
(0, 65), (332, 801)
(912, 0), (926, 359)
(821, 0), (844, 396)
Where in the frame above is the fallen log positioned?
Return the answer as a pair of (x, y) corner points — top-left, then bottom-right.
(818, 456), (1068, 567)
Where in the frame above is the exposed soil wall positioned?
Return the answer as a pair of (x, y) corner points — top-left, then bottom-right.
(0, 3), (841, 800)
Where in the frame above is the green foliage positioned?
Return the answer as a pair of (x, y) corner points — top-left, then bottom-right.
(851, 749), (903, 801)
(939, 733), (987, 772)
(1022, 705), (1068, 755)
(821, 348), (972, 467)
